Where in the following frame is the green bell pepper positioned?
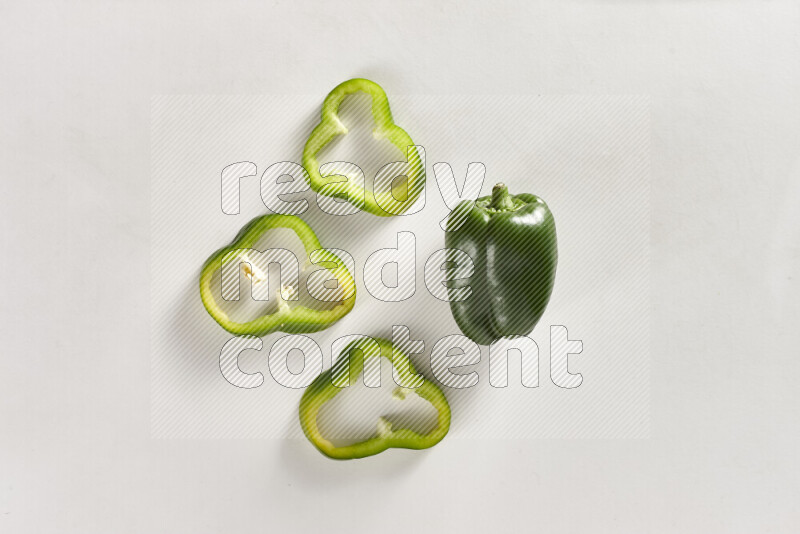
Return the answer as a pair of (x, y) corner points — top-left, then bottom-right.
(445, 183), (558, 345)
(299, 337), (451, 460)
(199, 214), (355, 336)
(302, 78), (425, 217)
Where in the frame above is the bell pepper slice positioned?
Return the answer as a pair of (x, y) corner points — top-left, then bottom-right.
(302, 78), (425, 217)
(299, 338), (451, 460)
(446, 183), (558, 345)
(199, 214), (356, 336)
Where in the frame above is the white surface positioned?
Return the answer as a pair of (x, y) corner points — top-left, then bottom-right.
(1, 1), (799, 532)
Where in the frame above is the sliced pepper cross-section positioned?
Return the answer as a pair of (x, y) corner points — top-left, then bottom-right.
(302, 78), (425, 217)
(299, 338), (451, 460)
(199, 215), (356, 337)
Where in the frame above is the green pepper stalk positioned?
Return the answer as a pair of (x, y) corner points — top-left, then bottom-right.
(445, 184), (558, 345)
(299, 338), (451, 460)
(199, 215), (356, 337)
(489, 183), (517, 211)
(302, 78), (425, 217)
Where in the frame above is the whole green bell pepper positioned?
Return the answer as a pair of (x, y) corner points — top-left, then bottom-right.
(445, 183), (558, 345)
(302, 78), (425, 217)
(199, 214), (356, 336)
(299, 337), (451, 460)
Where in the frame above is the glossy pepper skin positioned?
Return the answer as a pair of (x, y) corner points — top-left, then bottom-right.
(299, 338), (451, 460)
(445, 184), (557, 345)
(302, 78), (425, 217)
(199, 215), (356, 337)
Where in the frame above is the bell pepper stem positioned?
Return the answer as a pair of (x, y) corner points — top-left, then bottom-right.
(490, 183), (515, 211)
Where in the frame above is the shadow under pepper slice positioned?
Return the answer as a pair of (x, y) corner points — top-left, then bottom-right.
(446, 183), (558, 345)
(199, 215), (356, 337)
(302, 78), (425, 217)
(299, 338), (451, 460)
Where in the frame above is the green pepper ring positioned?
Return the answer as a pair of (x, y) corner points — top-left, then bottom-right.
(199, 214), (356, 337)
(299, 337), (451, 460)
(302, 78), (425, 217)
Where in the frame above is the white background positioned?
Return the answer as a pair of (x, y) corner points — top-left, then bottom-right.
(1, 1), (799, 533)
